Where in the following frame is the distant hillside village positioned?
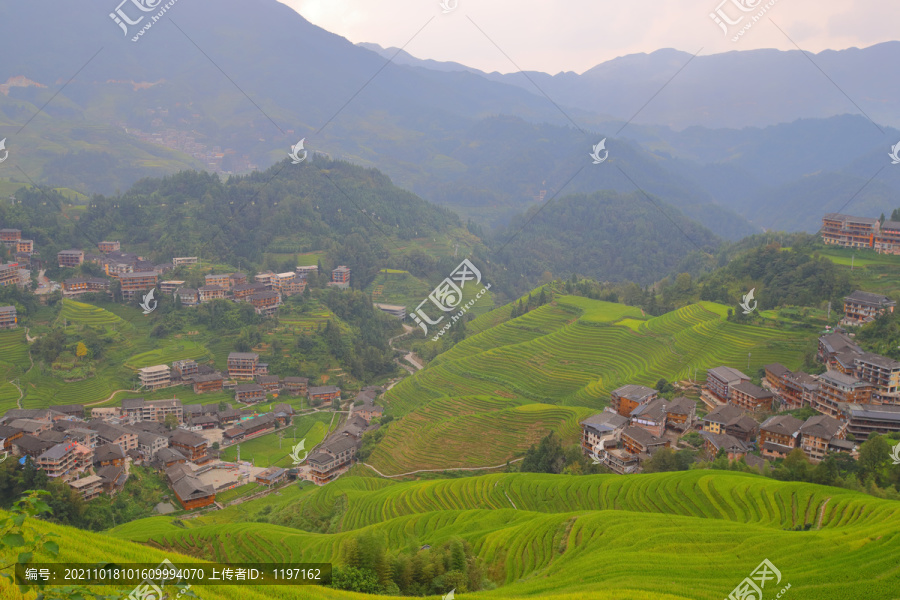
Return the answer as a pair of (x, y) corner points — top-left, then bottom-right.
(0, 225), (358, 317)
(582, 292), (900, 475)
(0, 385), (385, 511)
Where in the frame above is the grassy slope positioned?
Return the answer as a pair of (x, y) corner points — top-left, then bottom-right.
(102, 471), (900, 599)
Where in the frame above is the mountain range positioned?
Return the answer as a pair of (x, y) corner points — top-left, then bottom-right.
(1, 0), (899, 242)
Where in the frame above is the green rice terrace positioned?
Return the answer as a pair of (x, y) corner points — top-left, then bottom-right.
(368, 297), (813, 475)
(18, 470), (891, 599)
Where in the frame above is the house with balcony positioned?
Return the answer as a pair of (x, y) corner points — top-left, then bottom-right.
(308, 385), (340, 405)
(821, 213), (880, 249)
(843, 291), (896, 325)
(198, 285), (226, 303)
(98, 241), (120, 253)
(729, 381), (775, 412)
(875, 220), (900, 254)
(699, 431), (750, 461)
(57, 250), (84, 268)
(704, 366), (750, 407)
(228, 352), (259, 379)
(610, 384), (658, 418)
(580, 411), (628, 457)
(283, 377), (309, 396)
(168, 430), (208, 464)
(853, 352), (900, 403)
(702, 404), (758, 442)
(799, 415), (850, 462)
(248, 290), (281, 316)
(119, 271), (159, 300)
(0, 306), (16, 330)
(307, 436), (357, 485)
(235, 383), (266, 404)
(813, 370), (875, 418)
(841, 403), (900, 439)
(192, 373), (224, 394)
(758, 415), (804, 459)
(139, 365), (171, 391)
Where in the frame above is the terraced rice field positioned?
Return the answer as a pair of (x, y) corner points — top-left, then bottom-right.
(385, 298), (811, 415)
(59, 299), (125, 328)
(125, 339), (211, 369)
(368, 396), (592, 475)
(102, 471), (900, 599)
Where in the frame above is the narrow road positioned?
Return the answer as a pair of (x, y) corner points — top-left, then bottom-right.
(84, 389), (137, 407)
(503, 489), (518, 510)
(362, 457), (524, 479)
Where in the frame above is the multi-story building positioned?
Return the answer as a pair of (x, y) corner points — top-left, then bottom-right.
(254, 271), (275, 287)
(580, 411), (629, 455)
(821, 213), (880, 249)
(700, 431), (749, 461)
(172, 257), (199, 267)
(307, 436), (357, 485)
(159, 280), (185, 295)
(192, 373), (224, 394)
(204, 274), (232, 290)
(137, 432), (169, 459)
(843, 291), (896, 325)
(374, 303), (407, 319)
(15, 240), (33, 254)
(121, 397), (183, 423)
(169, 430), (208, 464)
(234, 383), (266, 404)
(171, 359), (199, 379)
(729, 381), (775, 412)
(0, 305), (16, 330)
(705, 366), (750, 405)
(621, 426), (670, 455)
(629, 398), (669, 437)
(198, 285), (226, 303)
(296, 265), (318, 277)
(57, 250), (84, 268)
(854, 353), (900, 403)
(0, 263), (18, 288)
(332, 266), (350, 286)
(248, 291), (281, 316)
(765, 363), (819, 409)
(702, 404), (758, 442)
(69, 475), (104, 501)
(119, 271), (158, 300)
(799, 415), (849, 462)
(92, 425), (137, 451)
(308, 385), (341, 405)
(139, 365), (171, 391)
(273, 273), (306, 296)
(758, 415), (803, 459)
(842, 403), (900, 439)
(813, 370), (875, 417)
(0, 229), (21, 244)
(168, 466), (215, 510)
(874, 220), (900, 255)
(233, 282), (267, 300)
(228, 352), (259, 380)
(175, 288), (199, 306)
(256, 375), (281, 392)
(610, 384), (658, 418)
(230, 272), (247, 287)
(36, 441), (91, 481)
(98, 241), (120, 253)
(283, 377), (309, 396)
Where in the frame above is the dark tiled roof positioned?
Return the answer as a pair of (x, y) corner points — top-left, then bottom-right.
(611, 384), (657, 402)
(845, 290), (895, 306)
(732, 381), (774, 400)
(760, 415), (803, 436)
(799, 415), (843, 440)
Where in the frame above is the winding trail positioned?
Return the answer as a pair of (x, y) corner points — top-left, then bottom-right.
(816, 498), (832, 529)
(84, 389), (137, 407)
(361, 457), (524, 479)
(503, 489), (518, 510)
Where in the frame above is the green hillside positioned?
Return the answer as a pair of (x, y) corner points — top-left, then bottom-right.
(368, 296), (811, 475)
(396, 297), (808, 413)
(99, 471), (900, 599)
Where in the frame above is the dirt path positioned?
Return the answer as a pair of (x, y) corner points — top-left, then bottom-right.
(24, 327), (36, 343)
(816, 498), (831, 529)
(361, 457), (524, 479)
(84, 389), (136, 407)
(503, 489), (518, 510)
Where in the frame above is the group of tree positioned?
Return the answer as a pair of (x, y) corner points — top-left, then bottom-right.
(332, 534), (489, 596)
(518, 431), (608, 476)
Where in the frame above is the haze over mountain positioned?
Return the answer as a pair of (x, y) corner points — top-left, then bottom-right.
(0, 0), (898, 240)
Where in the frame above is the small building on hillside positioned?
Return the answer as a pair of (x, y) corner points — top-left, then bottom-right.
(283, 377), (309, 396)
(842, 403), (900, 439)
(843, 290), (896, 325)
(192, 373), (224, 394)
(307, 436), (357, 485)
(255, 466), (286, 486)
(227, 352), (259, 380)
(139, 365), (172, 391)
(699, 431), (749, 461)
(309, 386), (341, 405)
(799, 415), (849, 463)
(580, 411), (628, 456)
(235, 383), (266, 404)
(705, 366), (750, 405)
(758, 415), (803, 460)
(729, 381), (775, 412)
(610, 384), (658, 418)
(0, 306), (17, 330)
(168, 430), (208, 464)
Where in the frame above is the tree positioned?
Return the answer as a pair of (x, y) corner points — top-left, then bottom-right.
(163, 414), (179, 430)
(643, 448), (679, 472)
(858, 433), (891, 484)
(75, 341), (88, 361)
(520, 432), (567, 474)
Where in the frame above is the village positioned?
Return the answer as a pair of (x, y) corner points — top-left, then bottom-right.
(583, 286), (900, 474)
(0, 353), (386, 511)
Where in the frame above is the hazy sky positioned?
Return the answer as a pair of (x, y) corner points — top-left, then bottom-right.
(277, 0), (898, 74)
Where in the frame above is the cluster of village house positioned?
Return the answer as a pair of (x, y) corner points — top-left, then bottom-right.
(0, 385), (385, 510)
(582, 290), (900, 474)
(0, 227), (354, 320)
